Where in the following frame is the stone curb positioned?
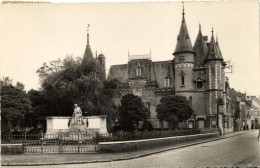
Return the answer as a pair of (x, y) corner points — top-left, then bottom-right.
(2, 132), (247, 167)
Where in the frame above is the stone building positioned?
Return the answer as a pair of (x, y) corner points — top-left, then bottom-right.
(246, 95), (260, 129)
(228, 87), (257, 131)
(224, 80), (236, 132)
(107, 7), (230, 130)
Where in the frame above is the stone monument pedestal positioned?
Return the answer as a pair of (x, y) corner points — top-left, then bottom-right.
(45, 115), (108, 140)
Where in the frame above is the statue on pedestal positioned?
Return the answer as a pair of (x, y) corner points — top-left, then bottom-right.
(68, 104), (85, 130)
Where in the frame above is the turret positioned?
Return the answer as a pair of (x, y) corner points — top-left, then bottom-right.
(205, 28), (225, 116)
(193, 24), (208, 67)
(97, 53), (106, 80)
(173, 2), (195, 93)
(205, 28), (223, 62)
(82, 24), (95, 63)
(173, 5), (194, 55)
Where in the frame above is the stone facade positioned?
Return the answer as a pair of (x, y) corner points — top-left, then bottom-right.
(107, 9), (230, 130)
(246, 96), (260, 129)
(109, 59), (175, 129)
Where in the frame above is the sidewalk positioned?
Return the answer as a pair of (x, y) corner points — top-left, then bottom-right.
(1, 131), (247, 166)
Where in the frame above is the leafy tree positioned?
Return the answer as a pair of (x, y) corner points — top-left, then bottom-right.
(16, 82), (25, 90)
(36, 58), (63, 81)
(156, 95), (194, 130)
(118, 94), (149, 132)
(36, 55), (118, 132)
(1, 77), (32, 133)
(98, 80), (119, 132)
(25, 89), (51, 131)
(1, 76), (13, 85)
(37, 56), (100, 116)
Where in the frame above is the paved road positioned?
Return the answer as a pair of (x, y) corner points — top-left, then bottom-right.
(6, 130), (260, 167)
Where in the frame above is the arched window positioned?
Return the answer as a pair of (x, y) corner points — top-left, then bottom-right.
(164, 75), (170, 87)
(136, 63), (141, 77)
(181, 75), (185, 86)
(180, 71), (185, 86)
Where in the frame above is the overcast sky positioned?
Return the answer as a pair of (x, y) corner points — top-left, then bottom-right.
(0, 1), (259, 96)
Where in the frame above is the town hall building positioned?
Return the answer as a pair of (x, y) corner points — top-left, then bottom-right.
(84, 6), (231, 131)
(106, 7), (230, 130)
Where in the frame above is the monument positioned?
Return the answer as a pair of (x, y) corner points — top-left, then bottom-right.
(68, 104), (85, 131)
(45, 104), (108, 139)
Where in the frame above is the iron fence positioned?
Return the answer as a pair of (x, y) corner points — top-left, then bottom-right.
(1, 128), (219, 153)
(1, 132), (98, 153)
(95, 129), (204, 142)
(1, 132), (43, 144)
(23, 141), (98, 154)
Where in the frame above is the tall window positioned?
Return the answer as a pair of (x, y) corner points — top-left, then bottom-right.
(136, 63), (141, 77)
(180, 71), (185, 86)
(164, 75), (170, 87)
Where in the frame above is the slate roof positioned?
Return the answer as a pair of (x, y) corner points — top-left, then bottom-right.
(215, 37), (223, 60)
(173, 15), (194, 55)
(82, 33), (95, 63)
(206, 30), (223, 61)
(193, 25), (208, 67)
(107, 59), (174, 89)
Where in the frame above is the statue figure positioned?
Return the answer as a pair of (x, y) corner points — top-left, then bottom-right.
(69, 104), (84, 127)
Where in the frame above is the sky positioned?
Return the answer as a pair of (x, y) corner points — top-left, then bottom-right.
(0, 1), (259, 97)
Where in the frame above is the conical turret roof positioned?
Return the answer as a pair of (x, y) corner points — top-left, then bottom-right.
(206, 28), (223, 61)
(193, 24), (208, 67)
(173, 9), (194, 55)
(216, 36), (223, 60)
(82, 26), (95, 62)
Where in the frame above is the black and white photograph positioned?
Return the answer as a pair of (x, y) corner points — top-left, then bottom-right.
(0, 0), (260, 167)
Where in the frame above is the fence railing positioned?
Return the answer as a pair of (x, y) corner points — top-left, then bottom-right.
(1, 132), (96, 144)
(1, 132), (43, 144)
(1, 128), (219, 144)
(95, 129), (207, 142)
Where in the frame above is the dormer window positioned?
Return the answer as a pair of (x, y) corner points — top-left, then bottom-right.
(136, 63), (141, 77)
(194, 77), (205, 89)
(164, 75), (170, 87)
